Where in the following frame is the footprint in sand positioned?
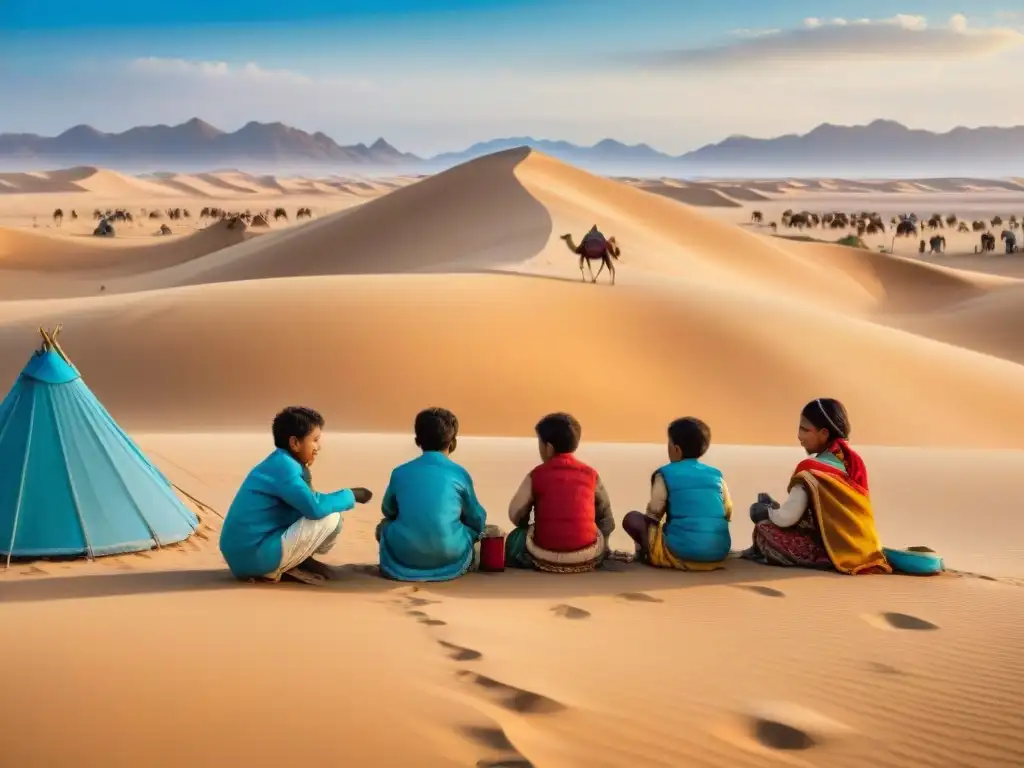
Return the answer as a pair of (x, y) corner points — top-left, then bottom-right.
(20, 565), (48, 576)
(874, 612), (940, 631)
(617, 592), (663, 603)
(734, 585), (785, 598)
(419, 618), (448, 627)
(739, 702), (852, 753)
(551, 604), (591, 620)
(406, 595), (440, 607)
(439, 640), (483, 662)
(462, 725), (515, 751)
(477, 760), (534, 768)
(406, 609), (429, 618)
(867, 661), (904, 676)
(456, 671), (566, 715)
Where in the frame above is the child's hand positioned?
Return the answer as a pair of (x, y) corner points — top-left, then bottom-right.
(351, 487), (373, 504)
(749, 501), (772, 523)
(757, 492), (780, 510)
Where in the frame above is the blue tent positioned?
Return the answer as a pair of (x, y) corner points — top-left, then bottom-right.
(0, 328), (198, 565)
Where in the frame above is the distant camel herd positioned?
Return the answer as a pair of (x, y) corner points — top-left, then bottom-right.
(49, 206), (316, 237)
(750, 209), (1021, 254)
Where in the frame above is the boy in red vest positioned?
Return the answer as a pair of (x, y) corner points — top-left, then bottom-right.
(504, 412), (615, 572)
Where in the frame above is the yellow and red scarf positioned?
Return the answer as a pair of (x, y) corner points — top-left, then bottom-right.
(789, 440), (891, 575)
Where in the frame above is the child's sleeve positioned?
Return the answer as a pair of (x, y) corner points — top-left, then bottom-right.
(507, 474), (534, 526)
(594, 476), (615, 539)
(645, 472), (669, 521)
(275, 473), (355, 520)
(721, 478), (734, 522)
(381, 472), (399, 520)
(459, 473), (487, 536)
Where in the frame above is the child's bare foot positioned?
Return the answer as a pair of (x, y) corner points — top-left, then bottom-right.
(281, 567), (326, 586)
(300, 557), (335, 579)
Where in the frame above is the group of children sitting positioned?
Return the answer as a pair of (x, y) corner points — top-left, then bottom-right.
(219, 398), (888, 585)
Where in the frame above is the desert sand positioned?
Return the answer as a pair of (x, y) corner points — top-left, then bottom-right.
(1, 150), (1023, 767)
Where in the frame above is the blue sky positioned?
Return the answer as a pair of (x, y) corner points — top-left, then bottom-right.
(2, 2), (1022, 155)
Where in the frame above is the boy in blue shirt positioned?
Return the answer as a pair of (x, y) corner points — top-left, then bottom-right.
(623, 417), (733, 570)
(376, 407), (487, 582)
(219, 406), (372, 585)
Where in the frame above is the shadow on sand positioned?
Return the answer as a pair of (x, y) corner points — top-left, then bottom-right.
(0, 558), (828, 604)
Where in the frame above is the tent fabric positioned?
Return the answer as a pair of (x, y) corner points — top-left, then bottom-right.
(0, 347), (198, 559)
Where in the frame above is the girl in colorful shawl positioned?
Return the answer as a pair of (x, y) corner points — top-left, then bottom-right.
(743, 398), (891, 575)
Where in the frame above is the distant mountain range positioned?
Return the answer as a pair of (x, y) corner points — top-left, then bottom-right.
(0, 118), (418, 166)
(1, 118), (1023, 175)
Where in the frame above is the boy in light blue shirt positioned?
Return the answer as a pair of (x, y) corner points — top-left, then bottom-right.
(219, 406), (372, 585)
(376, 407), (487, 582)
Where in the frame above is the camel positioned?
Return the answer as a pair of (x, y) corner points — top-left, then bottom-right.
(945, 214), (957, 228)
(52, 208), (63, 227)
(958, 222), (970, 233)
(157, 224), (172, 236)
(972, 221), (987, 232)
(93, 219), (115, 237)
(895, 219), (917, 237)
(929, 235), (946, 254)
(991, 216), (1003, 227)
(560, 226), (620, 285)
(273, 207), (288, 221)
(787, 212), (812, 229)
(296, 207), (313, 220)
(751, 211), (763, 225)
(1001, 230), (1017, 254)
(979, 233), (996, 253)
(70, 209), (78, 220)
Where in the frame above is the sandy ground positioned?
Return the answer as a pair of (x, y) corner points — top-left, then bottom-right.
(1, 153), (1023, 767)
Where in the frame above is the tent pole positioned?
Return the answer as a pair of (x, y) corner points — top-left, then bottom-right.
(5, 395), (37, 570)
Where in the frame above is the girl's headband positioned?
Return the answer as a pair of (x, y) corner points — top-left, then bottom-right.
(816, 398), (845, 438)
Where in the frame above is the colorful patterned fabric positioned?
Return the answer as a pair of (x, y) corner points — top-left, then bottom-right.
(505, 524), (605, 572)
(753, 442), (890, 575)
(646, 521), (726, 571)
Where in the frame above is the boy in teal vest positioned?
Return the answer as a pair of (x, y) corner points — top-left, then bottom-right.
(623, 417), (733, 570)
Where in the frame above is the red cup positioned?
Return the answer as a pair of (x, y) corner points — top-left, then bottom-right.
(479, 535), (506, 572)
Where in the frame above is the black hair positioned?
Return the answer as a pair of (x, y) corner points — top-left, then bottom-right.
(272, 406), (325, 450)
(414, 407), (459, 452)
(535, 412), (582, 455)
(667, 417), (711, 459)
(800, 398), (850, 441)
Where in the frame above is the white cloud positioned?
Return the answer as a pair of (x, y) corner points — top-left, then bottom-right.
(126, 57), (371, 91)
(729, 28), (781, 38)
(635, 14), (1024, 70)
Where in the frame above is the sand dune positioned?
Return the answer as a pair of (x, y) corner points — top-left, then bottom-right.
(0, 218), (251, 295)
(1, 270), (1023, 446)
(2, 149), (1024, 767)
(893, 282), (1024, 364)
(1, 148), (1023, 445)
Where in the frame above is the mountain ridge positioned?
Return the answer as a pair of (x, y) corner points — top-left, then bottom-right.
(2, 118), (1023, 174)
